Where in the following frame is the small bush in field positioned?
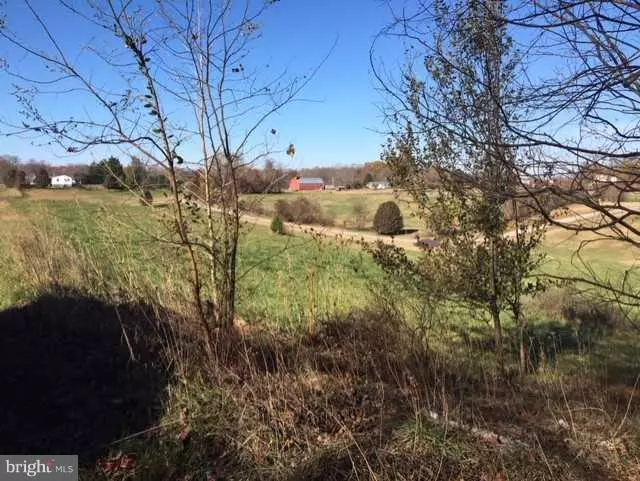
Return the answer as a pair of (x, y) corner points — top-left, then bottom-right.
(351, 201), (369, 229)
(601, 185), (621, 203)
(240, 199), (267, 216)
(271, 215), (285, 235)
(373, 201), (403, 235)
(140, 189), (153, 206)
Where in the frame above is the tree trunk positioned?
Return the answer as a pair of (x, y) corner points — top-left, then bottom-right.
(514, 303), (528, 374)
(490, 301), (504, 372)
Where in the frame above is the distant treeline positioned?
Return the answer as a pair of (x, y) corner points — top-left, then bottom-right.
(0, 155), (396, 193)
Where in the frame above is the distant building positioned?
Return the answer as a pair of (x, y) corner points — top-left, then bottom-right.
(25, 174), (37, 186)
(51, 175), (74, 188)
(289, 176), (324, 192)
(366, 181), (391, 190)
(593, 173), (619, 184)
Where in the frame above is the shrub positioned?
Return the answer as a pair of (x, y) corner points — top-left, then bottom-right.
(34, 168), (50, 188)
(601, 185), (621, 203)
(270, 215), (285, 235)
(275, 198), (334, 226)
(140, 189), (153, 206)
(275, 199), (294, 222)
(503, 191), (575, 221)
(239, 199), (267, 216)
(373, 201), (403, 235)
(351, 201), (369, 230)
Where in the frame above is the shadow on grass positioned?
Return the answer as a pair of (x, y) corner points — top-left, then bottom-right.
(456, 315), (639, 387)
(0, 293), (170, 460)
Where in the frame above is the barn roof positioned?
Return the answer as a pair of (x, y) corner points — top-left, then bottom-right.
(298, 177), (324, 184)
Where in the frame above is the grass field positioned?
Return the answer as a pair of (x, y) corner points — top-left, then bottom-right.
(243, 189), (425, 230)
(0, 188), (384, 327)
(1, 187), (639, 479)
(2, 188), (640, 318)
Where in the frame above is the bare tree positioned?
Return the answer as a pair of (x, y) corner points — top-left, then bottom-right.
(493, 1), (640, 312)
(0, 0), (316, 355)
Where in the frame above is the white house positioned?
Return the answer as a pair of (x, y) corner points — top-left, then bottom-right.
(366, 181), (391, 190)
(593, 173), (619, 184)
(51, 175), (74, 188)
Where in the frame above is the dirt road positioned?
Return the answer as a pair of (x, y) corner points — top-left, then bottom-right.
(240, 203), (640, 252)
(240, 212), (423, 251)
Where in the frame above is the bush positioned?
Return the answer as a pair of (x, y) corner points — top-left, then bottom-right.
(275, 199), (294, 221)
(140, 189), (153, 206)
(239, 199), (267, 216)
(270, 215), (285, 235)
(275, 198), (334, 226)
(503, 191), (575, 221)
(373, 201), (403, 235)
(351, 201), (369, 230)
(34, 168), (50, 188)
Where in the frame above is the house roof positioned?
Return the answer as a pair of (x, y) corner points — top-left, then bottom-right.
(297, 177), (324, 184)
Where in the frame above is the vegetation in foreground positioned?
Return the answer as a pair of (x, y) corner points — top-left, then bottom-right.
(0, 191), (638, 480)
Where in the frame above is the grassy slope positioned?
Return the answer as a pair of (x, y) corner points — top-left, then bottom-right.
(3, 188), (640, 322)
(0, 189), (383, 326)
(0, 188), (639, 479)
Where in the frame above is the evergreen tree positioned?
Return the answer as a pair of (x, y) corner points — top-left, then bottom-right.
(100, 157), (125, 190)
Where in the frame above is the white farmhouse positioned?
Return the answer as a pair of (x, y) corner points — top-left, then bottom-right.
(51, 175), (74, 188)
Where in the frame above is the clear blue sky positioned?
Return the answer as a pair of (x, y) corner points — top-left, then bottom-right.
(0, 0), (397, 168)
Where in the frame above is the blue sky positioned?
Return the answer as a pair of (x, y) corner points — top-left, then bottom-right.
(0, 0), (397, 168)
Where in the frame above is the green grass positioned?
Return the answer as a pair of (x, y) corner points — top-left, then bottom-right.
(2, 188), (640, 334)
(0, 191), (384, 326)
(541, 228), (640, 285)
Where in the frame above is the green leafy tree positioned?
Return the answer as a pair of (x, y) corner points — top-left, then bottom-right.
(14, 170), (26, 188)
(100, 157), (125, 190)
(34, 167), (50, 188)
(363, 172), (374, 185)
(82, 162), (105, 185)
(377, 0), (547, 371)
(4, 168), (17, 187)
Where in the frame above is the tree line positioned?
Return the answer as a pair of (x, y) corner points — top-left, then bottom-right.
(1, 153), (398, 193)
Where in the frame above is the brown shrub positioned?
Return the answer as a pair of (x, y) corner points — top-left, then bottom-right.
(350, 201), (369, 229)
(275, 197), (334, 226)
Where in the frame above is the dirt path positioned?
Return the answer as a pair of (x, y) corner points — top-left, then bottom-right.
(236, 202), (640, 253)
(503, 204), (640, 239)
(240, 212), (423, 251)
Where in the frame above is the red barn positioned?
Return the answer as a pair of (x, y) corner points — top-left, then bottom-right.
(289, 176), (324, 192)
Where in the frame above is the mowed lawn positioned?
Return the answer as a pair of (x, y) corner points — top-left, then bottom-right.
(243, 189), (425, 230)
(0, 188), (383, 327)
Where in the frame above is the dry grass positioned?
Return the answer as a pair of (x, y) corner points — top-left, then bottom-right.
(24, 187), (138, 204)
(72, 309), (639, 480)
